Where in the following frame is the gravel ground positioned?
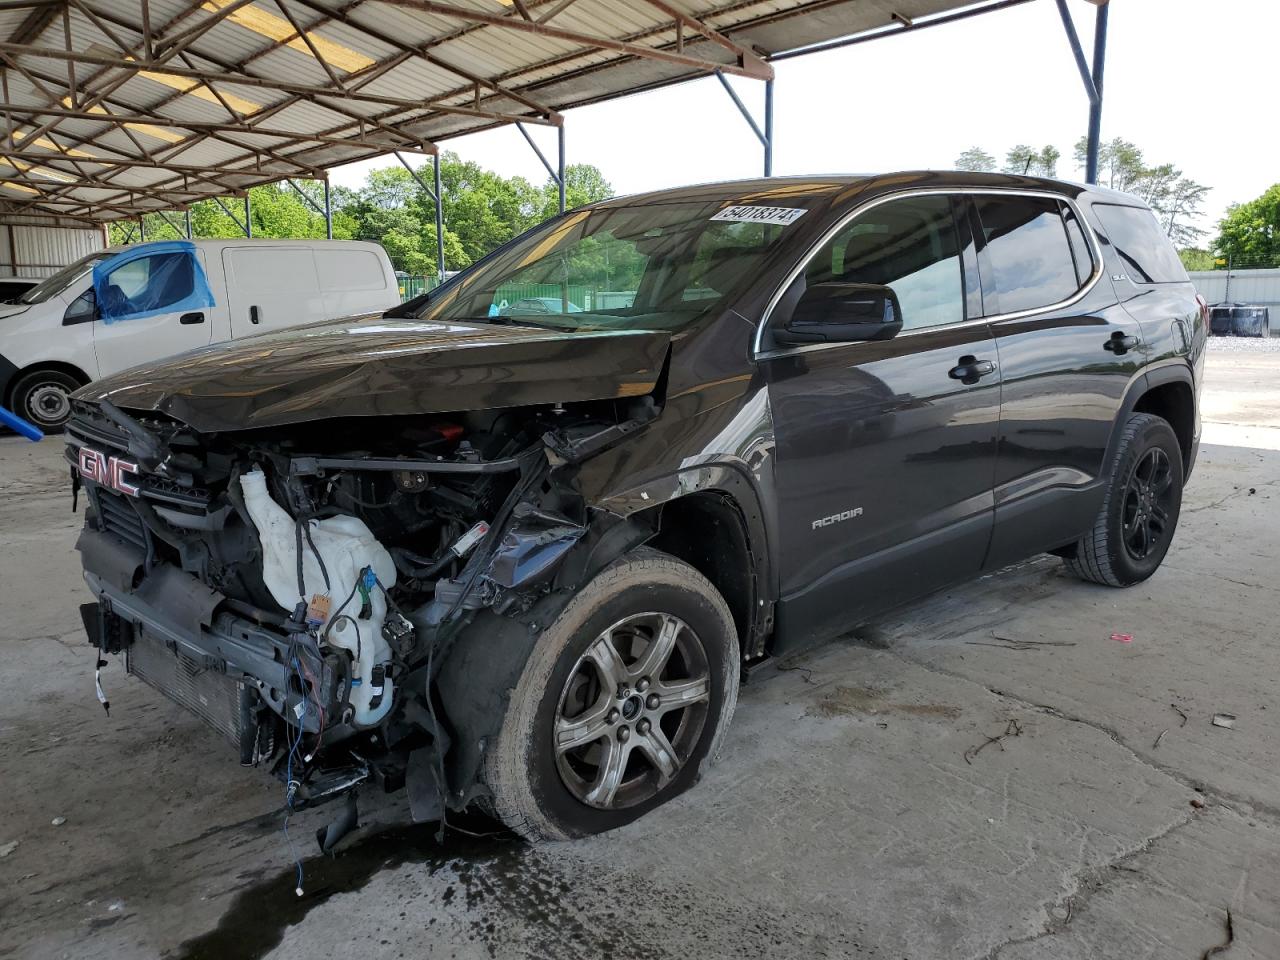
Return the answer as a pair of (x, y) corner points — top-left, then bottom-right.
(1206, 334), (1280, 353)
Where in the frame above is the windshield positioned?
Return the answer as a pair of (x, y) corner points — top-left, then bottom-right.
(19, 251), (109, 304)
(420, 201), (807, 333)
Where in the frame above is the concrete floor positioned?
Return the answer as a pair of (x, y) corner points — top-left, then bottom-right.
(2, 339), (1278, 960)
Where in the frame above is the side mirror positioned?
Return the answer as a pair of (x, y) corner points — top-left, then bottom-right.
(774, 282), (903, 345)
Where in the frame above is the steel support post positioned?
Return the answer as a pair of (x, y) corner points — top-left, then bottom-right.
(244, 193), (252, 237)
(324, 179), (333, 239)
(1085, 2), (1109, 185)
(763, 78), (775, 176)
(434, 153), (445, 281)
(557, 124), (566, 214)
(716, 71), (772, 176)
(517, 122), (565, 216)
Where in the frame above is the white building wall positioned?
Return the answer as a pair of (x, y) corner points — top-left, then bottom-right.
(0, 221), (106, 278)
(1187, 268), (1280, 308)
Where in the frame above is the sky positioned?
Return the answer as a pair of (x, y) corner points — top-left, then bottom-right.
(328, 0), (1275, 241)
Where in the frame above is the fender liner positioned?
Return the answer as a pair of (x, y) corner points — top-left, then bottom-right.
(431, 590), (579, 809)
(1106, 361), (1196, 473)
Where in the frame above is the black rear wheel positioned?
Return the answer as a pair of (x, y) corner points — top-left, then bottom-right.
(1065, 413), (1184, 587)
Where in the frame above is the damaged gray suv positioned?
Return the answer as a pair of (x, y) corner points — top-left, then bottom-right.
(69, 173), (1205, 841)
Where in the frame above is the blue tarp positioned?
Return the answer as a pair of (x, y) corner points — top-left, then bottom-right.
(93, 240), (216, 325)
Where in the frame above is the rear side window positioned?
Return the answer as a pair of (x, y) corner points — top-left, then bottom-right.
(1092, 203), (1188, 284)
(1061, 203), (1095, 287)
(974, 196), (1081, 314)
(806, 195), (964, 331)
(315, 249), (387, 292)
(226, 247), (320, 293)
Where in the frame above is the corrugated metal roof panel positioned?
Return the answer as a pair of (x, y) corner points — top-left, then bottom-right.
(1, 0), (1030, 223)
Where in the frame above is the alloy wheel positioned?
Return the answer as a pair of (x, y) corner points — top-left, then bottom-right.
(1121, 447), (1174, 561)
(553, 612), (711, 810)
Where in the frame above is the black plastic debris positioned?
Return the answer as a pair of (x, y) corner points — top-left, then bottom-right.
(1209, 302), (1271, 337)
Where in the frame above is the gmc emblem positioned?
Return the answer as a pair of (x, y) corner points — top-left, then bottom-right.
(77, 446), (140, 497)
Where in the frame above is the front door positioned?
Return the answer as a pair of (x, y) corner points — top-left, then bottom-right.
(92, 248), (216, 378)
(762, 194), (1001, 651)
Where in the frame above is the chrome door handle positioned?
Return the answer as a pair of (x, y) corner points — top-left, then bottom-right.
(948, 355), (997, 385)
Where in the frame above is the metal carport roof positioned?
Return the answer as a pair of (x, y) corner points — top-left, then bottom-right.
(0, 0), (1088, 226)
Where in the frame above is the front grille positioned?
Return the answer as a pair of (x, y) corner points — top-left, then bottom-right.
(95, 489), (148, 551)
(67, 414), (130, 457)
(127, 630), (242, 745)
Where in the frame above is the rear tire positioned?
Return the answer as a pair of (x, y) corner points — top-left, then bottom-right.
(9, 368), (81, 433)
(1065, 413), (1184, 587)
(483, 547), (739, 841)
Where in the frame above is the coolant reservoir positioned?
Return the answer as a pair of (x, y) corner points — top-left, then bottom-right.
(239, 468), (396, 726)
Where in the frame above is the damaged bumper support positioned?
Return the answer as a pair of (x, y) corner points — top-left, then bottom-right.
(82, 530), (367, 802)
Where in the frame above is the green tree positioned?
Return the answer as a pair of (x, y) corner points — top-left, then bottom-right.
(1178, 248), (1215, 271)
(1074, 137), (1147, 192)
(954, 147), (997, 172)
(540, 163), (614, 218)
(107, 182), (351, 245)
(105, 156), (615, 278)
(1072, 137), (1209, 246)
(1214, 184), (1280, 269)
(1003, 144), (1059, 177)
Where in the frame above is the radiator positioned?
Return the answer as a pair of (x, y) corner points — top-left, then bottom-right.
(127, 630), (243, 745)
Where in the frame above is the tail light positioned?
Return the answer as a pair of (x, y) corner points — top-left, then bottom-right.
(1195, 293), (1210, 329)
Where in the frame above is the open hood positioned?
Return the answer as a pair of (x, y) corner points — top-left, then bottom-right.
(74, 315), (671, 433)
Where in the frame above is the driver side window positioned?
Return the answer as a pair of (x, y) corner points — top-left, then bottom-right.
(807, 195), (964, 331)
(101, 252), (195, 319)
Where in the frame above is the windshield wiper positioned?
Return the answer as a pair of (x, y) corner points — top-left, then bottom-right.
(462, 315), (567, 331)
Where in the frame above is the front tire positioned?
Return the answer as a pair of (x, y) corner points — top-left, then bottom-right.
(1065, 413), (1184, 586)
(9, 368), (81, 432)
(483, 548), (739, 841)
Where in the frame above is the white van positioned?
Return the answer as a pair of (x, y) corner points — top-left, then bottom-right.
(0, 238), (399, 430)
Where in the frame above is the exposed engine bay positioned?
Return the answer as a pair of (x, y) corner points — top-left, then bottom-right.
(69, 391), (659, 837)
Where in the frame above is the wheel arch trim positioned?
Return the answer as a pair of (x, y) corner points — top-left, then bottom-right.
(591, 459), (777, 659)
(1119, 361), (1196, 472)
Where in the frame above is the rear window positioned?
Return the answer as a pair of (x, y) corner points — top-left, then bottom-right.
(974, 196), (1081, 314)
(1092, 203), (1187, 284)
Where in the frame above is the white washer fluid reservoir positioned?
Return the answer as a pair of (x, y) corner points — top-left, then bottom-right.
(239, 467), (397, 726)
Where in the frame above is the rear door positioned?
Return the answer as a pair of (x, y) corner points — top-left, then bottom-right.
(763, 193), (1001, 651)
(222, 245), (324, 337)
(974, 192), (1147, 567)
(92, 248), (216, 377)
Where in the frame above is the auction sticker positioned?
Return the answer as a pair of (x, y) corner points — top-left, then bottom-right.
(710, 205), (807, 226)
